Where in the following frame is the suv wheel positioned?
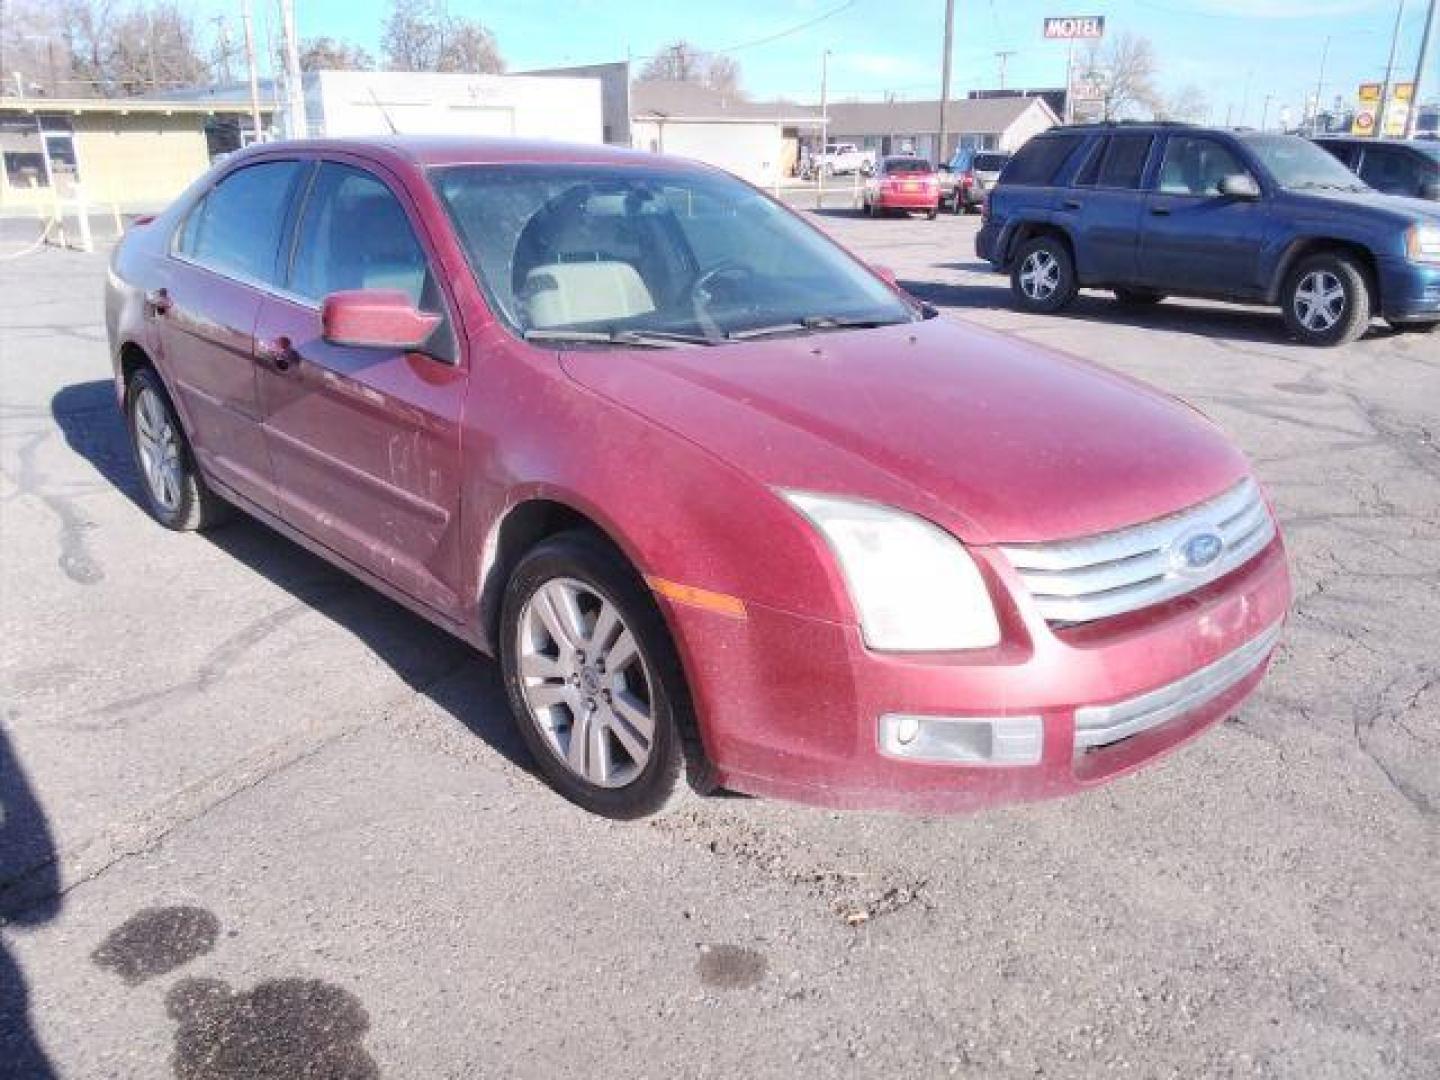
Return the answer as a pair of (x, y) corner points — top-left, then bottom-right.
(1281, 252), (1371, 346)
(125, 367), (230, 531)
(500, 531), (702, 818)
(1011, 236), (1078, 313)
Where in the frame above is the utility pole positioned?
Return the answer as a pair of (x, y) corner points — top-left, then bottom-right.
(1405, 0), (1437, 137)
(1261, 94), (1273, 131)
(240, 0), (264, 144)
(1312, 36), (1330, 135)
(279, 0), (306, 139)
(1378, 0), (1406, 137)
(815, 49), (829, 209)
(995, 50), (1016, 91)
(938, 0), (955, 164)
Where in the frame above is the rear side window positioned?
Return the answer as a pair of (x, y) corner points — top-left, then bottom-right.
(288, 162), (436, 310)
(177, 161), (304, 284)
(1001, 134), (1084, 186)
(1096, 134), (1153, 188)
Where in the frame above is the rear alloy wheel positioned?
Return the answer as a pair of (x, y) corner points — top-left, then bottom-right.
(500, 531), (701, 818)
(1281, 252), (1371, 346)
(1113, 287), (1167, 306)
(125, 367), (229, 531)
(1011, 236), (1078, 313)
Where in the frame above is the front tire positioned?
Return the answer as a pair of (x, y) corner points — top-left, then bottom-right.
(500, 531), (699, 819)
(1010, 235), (1078, 313)
(1281, 252), (1372, 346)
(124, 367), (229, 531)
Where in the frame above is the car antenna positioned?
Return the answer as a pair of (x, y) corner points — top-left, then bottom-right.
(368, 85), (400, 135)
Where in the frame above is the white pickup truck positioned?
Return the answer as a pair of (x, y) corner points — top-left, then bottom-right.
(801, 143), (877, 179)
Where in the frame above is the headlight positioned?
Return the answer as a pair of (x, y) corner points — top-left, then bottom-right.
(780, 491), (1001, 652)
(1407, 224), (1440, 264)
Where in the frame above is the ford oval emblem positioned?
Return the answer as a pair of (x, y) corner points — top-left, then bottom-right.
(1180, 531), (1224, 570)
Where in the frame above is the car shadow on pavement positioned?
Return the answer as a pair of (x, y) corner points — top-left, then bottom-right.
(898, 278), (1335, 345)
(49, 380), (536, 777)
(1, 727), (62, 1078)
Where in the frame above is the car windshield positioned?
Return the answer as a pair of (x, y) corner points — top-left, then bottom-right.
(886, 158), (932, 173)
(431, 164), (914, 345)
(1240, 134), (1370, 192)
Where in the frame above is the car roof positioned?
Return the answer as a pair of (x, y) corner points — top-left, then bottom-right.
(226, 135), (711, 173)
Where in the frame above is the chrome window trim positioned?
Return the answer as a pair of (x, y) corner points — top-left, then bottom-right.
(1073, 621), (1282, 750)
(1000, 478), (1275, 626)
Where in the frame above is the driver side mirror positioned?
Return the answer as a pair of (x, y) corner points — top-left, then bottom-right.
(1219, 173), (1261, 200)
(321, 289), (442, 351)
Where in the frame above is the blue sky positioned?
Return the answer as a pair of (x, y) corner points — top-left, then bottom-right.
(232, 0), (1435, 124)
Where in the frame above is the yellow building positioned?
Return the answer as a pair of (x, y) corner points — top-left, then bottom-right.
(0, 99), (277, 214)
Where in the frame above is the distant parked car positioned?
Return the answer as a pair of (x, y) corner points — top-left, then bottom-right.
(863, 156), (941, 219)
(1312, 137), (1440, 201)
(803, 142), (877, 179)
(977, 122), (1440, 345)
(105, 135), (1291, 817)
(939, 148), (1011, 214)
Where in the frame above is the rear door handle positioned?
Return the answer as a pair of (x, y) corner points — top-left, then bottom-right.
(145, 288), (171, 315)
(1150, 205), (1172, 216)
(257, 337), (301, 373)
(1061, 199), (1082, 210)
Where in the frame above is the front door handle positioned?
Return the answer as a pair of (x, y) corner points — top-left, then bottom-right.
(145, 288), (171, 315)
(1150, 205), (1172, 216)
(1061, 199), (1082, 210)
(257, 337), (301, 373)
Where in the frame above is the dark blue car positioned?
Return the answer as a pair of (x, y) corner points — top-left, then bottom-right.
(976, 123), (1440, 346)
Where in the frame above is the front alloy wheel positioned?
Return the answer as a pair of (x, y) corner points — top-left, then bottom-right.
(1281, 251), (1371, 346)
(500, 531), (700, 818)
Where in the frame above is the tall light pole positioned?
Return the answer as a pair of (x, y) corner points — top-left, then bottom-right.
(1404, 0), (1437, 137)
(1378, 0), (1407, 137)
(815, 49), (830, 208)
(938, 0), (955, 164)
(1311, 35), (1331, 135)
(240, 0), (264, 144)
(278, 0), (306, 139)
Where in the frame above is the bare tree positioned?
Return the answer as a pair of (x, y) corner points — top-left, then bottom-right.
(103, 2), (208, 94)
(381, 0), (504, 73)
(638, 40), (745, 97)
(2, 0), (84, 95)
(436, 18), (504, 74)
(298, 36), (375, 72)
(1159, 83), (1210, 123)
(1079, 32), (1161, 120)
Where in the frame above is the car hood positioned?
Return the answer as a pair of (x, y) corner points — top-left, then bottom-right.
(1280, 188), (1440, 224)
(559, 318), (1251, 544)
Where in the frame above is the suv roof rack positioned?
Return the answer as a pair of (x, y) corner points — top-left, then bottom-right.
(1050, 120), (1197, 130)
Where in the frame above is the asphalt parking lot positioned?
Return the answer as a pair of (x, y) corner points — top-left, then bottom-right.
(2, 211), (1437, 1079)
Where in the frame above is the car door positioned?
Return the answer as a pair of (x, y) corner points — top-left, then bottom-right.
(1137, 134), (1269, 296)
(1063, 132), (1154, 284)
(253, 158), (468, 619)
(154, 159), (307, 512)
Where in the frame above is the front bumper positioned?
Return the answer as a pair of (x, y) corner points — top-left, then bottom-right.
(1377, 255), (1440, 321)
(656, 533), (1291, 813)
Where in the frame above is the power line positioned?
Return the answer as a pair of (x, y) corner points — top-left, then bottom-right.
(715, 0), (858, 54)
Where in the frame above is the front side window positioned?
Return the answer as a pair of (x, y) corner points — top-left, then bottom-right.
(1157, 137), (1251, 196)
(288, 162), (436, 310)
(177, 160), (304, 284)
(432, 164), (912, 341)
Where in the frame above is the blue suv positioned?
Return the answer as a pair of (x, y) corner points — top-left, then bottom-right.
(976, 123), (1440, 346)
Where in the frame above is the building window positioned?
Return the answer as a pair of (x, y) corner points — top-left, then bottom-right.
(4, 152), (48, 188)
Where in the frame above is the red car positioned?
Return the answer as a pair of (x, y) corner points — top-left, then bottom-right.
(106, 137), (1291, 818)
(863, 155), (942, 219)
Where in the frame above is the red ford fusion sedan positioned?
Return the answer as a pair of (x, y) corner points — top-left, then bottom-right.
(863, 155), (942, 219)
(105, 137), (1291, 818)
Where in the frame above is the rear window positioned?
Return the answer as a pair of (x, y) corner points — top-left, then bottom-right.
(886, 158), (933, 173)
(973, 153), (1010, 172)
(1001, 134), (1085, 185)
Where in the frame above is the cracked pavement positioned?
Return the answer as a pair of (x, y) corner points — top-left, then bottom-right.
(2, 215), (1437, 1078)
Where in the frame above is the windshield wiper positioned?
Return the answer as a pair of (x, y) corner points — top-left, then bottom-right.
(726, 315), (909, 341)
(523, 328), (715, 348)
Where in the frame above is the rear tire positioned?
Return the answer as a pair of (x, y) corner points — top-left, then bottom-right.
(499, 530), (707, 819)
(1010, 235), (1078, 314)
(124, 367), (230, 531)
(1280, 251), (1372, 346)
(926, 207), (938, 220)
(1113, 287), (1167, 306)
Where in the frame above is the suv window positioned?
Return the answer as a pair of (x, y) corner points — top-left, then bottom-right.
(1358, 147), (1424, 195)
(1157, 136), (1250, 196)
(1002, 133), (1085, 185)
(288, 162), (436, 310)
(1096, 134), (1153, 188)
(177, 160), (304, 284)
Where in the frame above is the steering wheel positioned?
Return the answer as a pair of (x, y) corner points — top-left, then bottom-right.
(689, 261), (757, 309)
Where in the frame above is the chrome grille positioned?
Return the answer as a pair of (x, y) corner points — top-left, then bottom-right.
(999, 478), (1275, 626)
